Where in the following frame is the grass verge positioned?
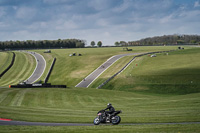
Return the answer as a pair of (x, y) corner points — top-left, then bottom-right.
(0, 52), (36, 87)
(0, 52), (12, 74)
(0, 124), (199, 133)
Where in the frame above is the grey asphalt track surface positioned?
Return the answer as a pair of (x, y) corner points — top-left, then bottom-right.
(0, 120), (200, 126)
(24, 51), (46, 84)
(75, 53), (142, 88)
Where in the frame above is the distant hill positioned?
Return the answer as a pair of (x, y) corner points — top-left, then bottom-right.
(128, 34), (200, 46)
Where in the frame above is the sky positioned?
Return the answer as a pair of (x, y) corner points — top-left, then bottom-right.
(0, 0), (200, 45)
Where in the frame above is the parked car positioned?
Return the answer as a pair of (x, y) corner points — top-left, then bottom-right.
(151, 54), (156, 57)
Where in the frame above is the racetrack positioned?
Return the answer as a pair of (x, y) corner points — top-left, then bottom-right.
(1, 49), (200, 127)
(24, 51), (46, 84)
(75, 53), (142, 88)
(0, 120), (199, 126)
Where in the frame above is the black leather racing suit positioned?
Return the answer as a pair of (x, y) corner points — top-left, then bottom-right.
(105, 106), (115, 116)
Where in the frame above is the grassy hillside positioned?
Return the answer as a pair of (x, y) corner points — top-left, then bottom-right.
(0, 52), (36, 87)
(0, 46), (200, 132)
(93, 47), (200, 94)
(0, 52), (12, 74)
(31, 46), (177, 86)
(0, 87), (199, 124)
(90, 55), (136, 88)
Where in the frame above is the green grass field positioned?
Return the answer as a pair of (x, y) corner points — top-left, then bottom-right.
(0, 52), (36, 87)
(0, 87), (199, 132)
(31, 46), (178, 86)
(0, 46), (200, 132)
(0, 87), (199, 123)
(93, 47), (200, 94)
(0, 52), (13, 74)
(0, 124), (200, 133)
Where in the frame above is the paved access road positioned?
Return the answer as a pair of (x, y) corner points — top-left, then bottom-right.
(0, 120), (199, 126)
(76, 53), (142, 88)
(24, 51), (46, 84)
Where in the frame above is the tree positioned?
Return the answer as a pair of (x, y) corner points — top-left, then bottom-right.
(76, 41), (85, 48)
(190, 40), (197, 43)
(91, 41), (95, 47)
(120, 41), (127, 46)
(97, 41), (102, 47)
(115, 41), (120, 46)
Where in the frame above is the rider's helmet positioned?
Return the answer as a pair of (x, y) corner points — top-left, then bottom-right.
(107, 103), (112, 108)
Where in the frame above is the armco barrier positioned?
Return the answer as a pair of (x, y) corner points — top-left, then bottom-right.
(9, 83), (66, 88)
(0, 52), (15, 78)
(44, 58), (56, 83)
(97, 50), (175, 89)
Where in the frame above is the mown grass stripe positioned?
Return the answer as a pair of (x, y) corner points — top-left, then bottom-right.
(0, 52), (15, 78)
(0, 108), (95, 117)
(0, 106), (97, 113)
(0, 90), (15, 104)
(0, 52), (35, 86)
(0, 87), (199, 123)
(10, 88), (31, 106)
(0, 104), (198, 117)
(23, 53), (36, 82)
(0, 52), (11, 74)
(0, 52), (25, 86)
(0, 90), (19, 106)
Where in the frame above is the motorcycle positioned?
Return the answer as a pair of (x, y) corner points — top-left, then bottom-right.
(93, 109), (122, 125)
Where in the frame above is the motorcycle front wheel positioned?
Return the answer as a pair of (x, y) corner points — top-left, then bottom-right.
(93, 117), (101, 125)
(111, 116), (121, 125)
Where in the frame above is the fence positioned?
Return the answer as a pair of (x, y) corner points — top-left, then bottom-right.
(44, 58), (56, 83)
(10, 83), (66, 88)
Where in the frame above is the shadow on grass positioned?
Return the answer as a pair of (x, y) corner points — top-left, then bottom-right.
(103, 67), (200, 95)
(104, 83), (200, 95)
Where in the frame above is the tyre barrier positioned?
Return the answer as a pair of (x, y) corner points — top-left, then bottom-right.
(0, 52), (15, 78)
(44, 58), (56, 83)
(9, 83), (66, 88)
(97, 50), (175, 89)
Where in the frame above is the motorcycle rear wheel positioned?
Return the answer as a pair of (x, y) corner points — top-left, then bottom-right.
(93, 117), (101, 125)
(111, 116), (121, 125)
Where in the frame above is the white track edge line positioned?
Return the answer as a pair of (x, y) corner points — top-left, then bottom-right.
(24, 51), (38, 82)
(23, 51), (46, 84)
(86, 56), (123, 88)
(118, 58), (136, 75)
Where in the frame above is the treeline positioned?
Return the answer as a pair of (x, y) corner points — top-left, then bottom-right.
(0, 39), (86, 50)
(123, 34), (200, 46)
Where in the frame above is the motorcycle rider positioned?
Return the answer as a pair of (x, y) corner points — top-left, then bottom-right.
(104, 103), (115, 118)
